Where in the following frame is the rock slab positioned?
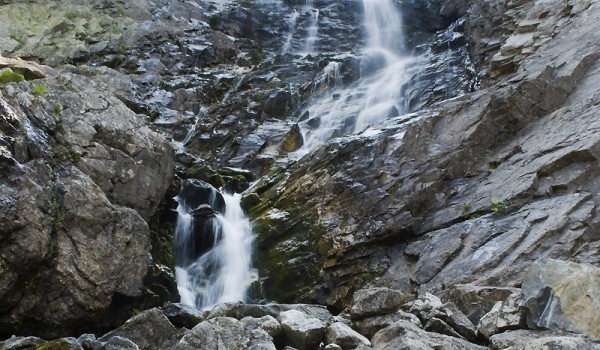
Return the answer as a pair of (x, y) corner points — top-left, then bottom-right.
(522, 258), (600, 340)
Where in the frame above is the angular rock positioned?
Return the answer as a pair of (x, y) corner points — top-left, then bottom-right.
(352, 310), (422, 339)
(0, 336), (45, 350)
(172, 317), (276, 350)
(488, 329), (600, 350)
(409, 294), (477, 341)
(278, 310), (328, 350)
(0, 56), (58, 80)
(241, 315), (282, 340)
(441, 284), (521, 325)
(77, 334), (102, 350)
(349, 288), (408, 320)
(161, 302), (204, 329)
(99, 308), (178, 350)
(372, 320), (488, 350)
(477, 291), (524, 339)
(521, 258), (600, 340)
(102, 336), (140, 350)
(424, 317), (463, 339)
(325, 322), (371, 350)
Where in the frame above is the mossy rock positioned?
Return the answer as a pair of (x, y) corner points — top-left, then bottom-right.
(187, 163), (225, 189)
(0, 68), (25, 84)
(218, 166), (257, 182)
(240, 192), (261, 212)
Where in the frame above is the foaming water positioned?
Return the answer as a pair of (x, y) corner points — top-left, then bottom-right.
(174, 192), (256, 310)
(295, 0), (414, 154)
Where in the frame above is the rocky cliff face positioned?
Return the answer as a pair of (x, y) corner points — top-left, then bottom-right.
(0, 61), (175, 337)
(1, 0), (600, 348)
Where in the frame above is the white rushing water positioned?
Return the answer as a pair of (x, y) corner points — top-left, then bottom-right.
(282, 9), (299, 54)
(174, 192), (256, 310)
(302, 3), (320, 55)
(296, 0), (413, 154)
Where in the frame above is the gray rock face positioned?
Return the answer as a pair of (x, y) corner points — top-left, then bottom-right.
(246, 0), (600, 315)
(0, 66), (174, 337)
(521, 258), (600, 340)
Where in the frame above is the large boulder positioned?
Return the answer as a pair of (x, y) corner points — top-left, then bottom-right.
(371, 320), (488, 350)
(99, 308), (179, 350)
(488, 329), (600, 350)
(325, 322), (371, 350)
(278, 310), (328, 350)
(0, 66), (175, 337)
(171, 317), (276, 350)
(349, 288), (408, 320)
(521, 258), (600, 340)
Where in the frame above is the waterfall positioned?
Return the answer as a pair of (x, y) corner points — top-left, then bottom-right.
(296, 0), (413, 154)
(302, 6), (320, 55)
(282, 9), (299, 54)
(174, 187), (255, 310)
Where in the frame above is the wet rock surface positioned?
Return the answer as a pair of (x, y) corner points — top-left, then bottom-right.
(1, 0), (600, 348)
(0, 66), (175, 338)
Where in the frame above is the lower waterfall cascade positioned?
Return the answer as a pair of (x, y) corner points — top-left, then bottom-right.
(174, 190), (256, 310)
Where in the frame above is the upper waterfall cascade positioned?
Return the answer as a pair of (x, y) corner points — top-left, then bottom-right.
(296, 0), (413, 154)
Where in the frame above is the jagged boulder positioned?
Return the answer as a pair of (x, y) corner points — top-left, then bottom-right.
(99, 309), (179, 350)
(371, 320), (487, 350)
(325, 322), (371, 350)
(0, 66), (175, 338)
(171, 317), (276, 350)
(477, 290), (524, 339)
(521, 258), (600, 340)
(441, 284), (521, 325)
(349, 288), (408, 320)
(488, 329), (600, 350)
(278, 310), (328, 350)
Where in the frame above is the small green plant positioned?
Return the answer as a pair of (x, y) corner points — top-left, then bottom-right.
(9, 33), (24, 44)
(492, 198), (508, 212)
(386, 179), (404, 195)
(32, 85), (47, 95)
(0, 68), (25, 84)
(50, 199), (63, 233)
(130, 308), (141, 317)
(53, 102), (63, 115)
(461, 203), (471, 215)
(487, 153), (501, 171)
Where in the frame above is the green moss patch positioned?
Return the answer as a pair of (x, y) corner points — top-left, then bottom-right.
(0, 68), (25, 84)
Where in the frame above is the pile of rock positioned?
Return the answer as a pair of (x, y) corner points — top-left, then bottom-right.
(3, 258), (598, 349)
